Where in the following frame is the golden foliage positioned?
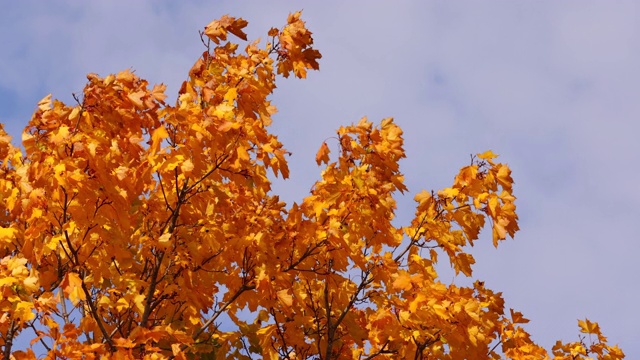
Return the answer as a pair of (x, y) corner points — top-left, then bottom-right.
(0, 12), (623, 360)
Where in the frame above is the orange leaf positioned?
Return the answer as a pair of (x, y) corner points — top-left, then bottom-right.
(392, 272), (412, 291)
(510, 308), (530, 324)
(150, 126), (168, 154)
(315, 142), (330, 165)
(127, 90), (145, 108)
(61, 272), (86, 305)
(204, 15), (248, 44)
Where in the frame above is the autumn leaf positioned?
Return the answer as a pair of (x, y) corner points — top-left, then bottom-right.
(37, 94), (52, 111)
(204, 15), (248, 44)
(180, 159), (194, 174)
(315, 142), (330, 165)
(61, 272), (86, 305)
(158, 233), (172, 246)
(578, 318), (600, 334)
(392, 272), (413, 291)
(0, 227), (17, 246)
(277, 289), (293, 307)
(50, 125), (70, 145)
(478, 150), (498, 160)
(127, 90), (146, 108)
(150, 125), (168, 154)
(510, 308), (530, 324)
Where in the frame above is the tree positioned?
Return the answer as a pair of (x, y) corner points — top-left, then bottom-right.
(0, 12), (624, 360)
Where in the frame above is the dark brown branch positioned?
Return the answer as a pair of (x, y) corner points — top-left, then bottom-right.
(167, 284), (254, 360)
(27, 318), (52, 352)
(322, 260), (334, 360)
(140, 250), (165, 327)
(79, 279), (115, 351)
(2, 320), (17, 360)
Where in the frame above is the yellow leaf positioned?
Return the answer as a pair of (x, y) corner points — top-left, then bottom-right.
(127, 91), (146, 108)
(158, 233), (172, 245)
(116, 298), (129, 312)
(54, 163), (66, 184)
(163, 154), (186, 172)
(578, 318), (600, 334)
(62, 272), (86, 305)
(150, 126), (169, 154)
(218, 120), (241, 132)
(133, 294), (146, 314)
(312, 200), (326, 219)
(0, 276), (17, 287)
(38, 94), (52, 111)
(488, 195), (499, 216)
(236, 146), (250, 161)
(438, 187), (459, 199)
(50, 126), (70, 145)
(151, 84), (167, 102)
(114, 166), (129, 181)
(224, 88), (238, 103)
(172, 343), (184, 357)
(478, 150), (498, 160)
(68, 107), (81, 122)
(213, 103), (235, 120)
(277, 289), (293, 307)
(104, 74), (116, 85)
(180, 159), (194, 174)
(414, 190), (432, 205)
(493, 222), (507, 244)
(23, 273), (39, 292)
(409, 293), (425, 313)
(496, 165), (513, 189)
(15, 301), (35, 322)
(0, 227), (17, 246)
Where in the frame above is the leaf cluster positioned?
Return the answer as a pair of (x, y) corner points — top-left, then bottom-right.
(0, 12), (624, 360)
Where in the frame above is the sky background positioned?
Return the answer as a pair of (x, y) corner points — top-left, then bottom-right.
(1, 1), (638, 356)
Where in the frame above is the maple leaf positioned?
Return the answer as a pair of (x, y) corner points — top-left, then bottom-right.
(392, 272), (413, 291)
(315, 142), (330, 165)
(477, 149), (498, 160)
(204, 15), (248, 44)
(150, 125), (168, 155)
(578, 318), (600, 334)
(61, 272), (86, 305)
(510, 308), (530, 324)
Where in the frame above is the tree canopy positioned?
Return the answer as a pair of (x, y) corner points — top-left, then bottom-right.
(0, 12), (624, 359)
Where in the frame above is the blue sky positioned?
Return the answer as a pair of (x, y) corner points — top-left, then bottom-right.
(1, 1), (638, 356)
